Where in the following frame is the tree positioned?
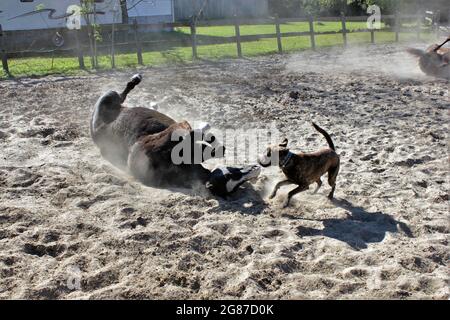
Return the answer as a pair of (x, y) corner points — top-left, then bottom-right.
(81, 0), (102, 68)
(269, 0), (450, 17)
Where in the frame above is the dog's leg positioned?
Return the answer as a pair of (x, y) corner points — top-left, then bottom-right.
(313, 179), (322, 194)
(283, 185), (308, 208)
(269, 180), (292, 199)
(327, 165), (339, 199)
(328, 186), (336, 199)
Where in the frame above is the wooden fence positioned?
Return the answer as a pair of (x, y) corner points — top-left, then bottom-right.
(0, 13), (443, 77)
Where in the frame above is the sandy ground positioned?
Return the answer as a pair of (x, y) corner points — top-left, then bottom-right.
(0, 43), (449, 300)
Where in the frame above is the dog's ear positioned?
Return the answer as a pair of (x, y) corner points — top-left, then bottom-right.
(279, 138), (288, 148)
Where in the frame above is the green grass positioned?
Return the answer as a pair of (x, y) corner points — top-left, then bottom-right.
(175, 21), (375, 37)
(0, 22), (436, 79)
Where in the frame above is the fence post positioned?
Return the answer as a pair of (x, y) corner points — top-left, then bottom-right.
(86, 21), (96, 68)
(370, 14), (375, 44)
(190, 17), (198, 60)
(275, 15), (282, 53)
(416, 10), (421, 40)
(308, 16), (316, 50)
(395, 12), (400, 42)
(341, 13), (347, 47)
(74, 29), (85, 69)
(435, 10), (441, 39)
(92, 3), (98, 68)
(111, 21), (116, 68)
(133, 20), (143, 65)
(234, 15), (242, 58)
(0, 25), (9, 76)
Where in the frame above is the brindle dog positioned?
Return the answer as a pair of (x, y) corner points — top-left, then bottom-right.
(258, 123), (340, 207)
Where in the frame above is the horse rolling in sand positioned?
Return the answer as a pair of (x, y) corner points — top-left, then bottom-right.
(407, 35), (450, 79)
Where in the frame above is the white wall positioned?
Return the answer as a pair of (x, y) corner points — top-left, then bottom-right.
(126, 0), (173, 19)
(0, 0), (121, 31)
(174, 0), (269, 21)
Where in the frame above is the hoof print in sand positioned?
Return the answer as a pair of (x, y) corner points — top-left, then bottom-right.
(23, 243), (66, 258)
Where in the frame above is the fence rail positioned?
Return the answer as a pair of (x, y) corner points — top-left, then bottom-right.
(0, 13), (443, 77)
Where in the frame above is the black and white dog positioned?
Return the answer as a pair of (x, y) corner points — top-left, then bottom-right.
(207, 165), (261, 197)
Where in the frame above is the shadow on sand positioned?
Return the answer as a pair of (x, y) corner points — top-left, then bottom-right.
(168, 182), (268, 216)
(296, 198), (413, 250)
(214, 184), (268, 216)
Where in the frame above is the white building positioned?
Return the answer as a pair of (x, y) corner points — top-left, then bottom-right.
(127, 0), (174, 24)
(0, 0), (174, 31)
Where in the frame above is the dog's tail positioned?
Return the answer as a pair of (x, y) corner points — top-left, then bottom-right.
(120, 74), (142, 103)
(312, 122), (335, 151)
